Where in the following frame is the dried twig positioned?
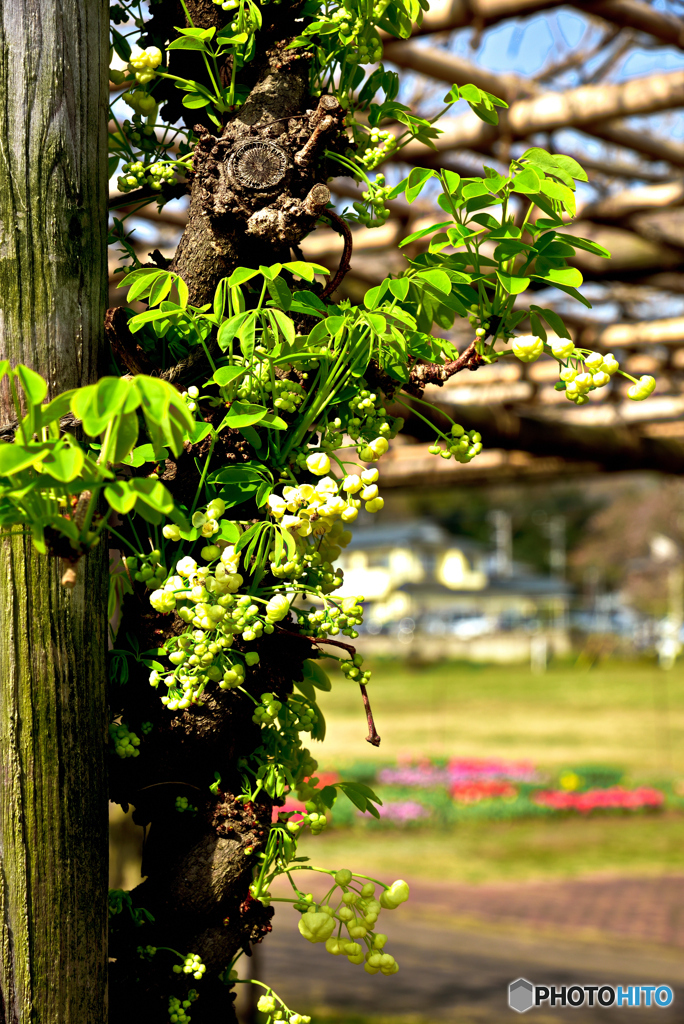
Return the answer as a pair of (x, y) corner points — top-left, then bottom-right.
(319, 211), (353, 298)
(359, 683), (381, 747)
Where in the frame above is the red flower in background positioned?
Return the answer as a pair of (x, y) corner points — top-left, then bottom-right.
(533, 786), (664, 813)
(450, 779), (517, 804)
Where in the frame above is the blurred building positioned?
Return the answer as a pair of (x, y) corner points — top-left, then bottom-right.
(335, 520), (572, 663)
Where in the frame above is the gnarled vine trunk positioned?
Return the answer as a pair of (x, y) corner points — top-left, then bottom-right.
(0, 1), (109, 1021)
(106, 4), (349, 1023)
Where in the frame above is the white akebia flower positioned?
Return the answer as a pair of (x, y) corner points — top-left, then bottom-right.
(282, 514), (303, 531)
(549, 338), (575, 360)
(315, 476), (338, 496)
(223, 572), (243, 593)
(162, 524), (181, 541)
(341, 506), (359, 523)
(628, 374), (656, 401)
(266, 594), (290, 622)
(200, 519), (219, 537)
(365, 497), (385, 513)
(306, 452), (331, 476)
(192, 511), (207, 528)
(601, 353), (619, 375)
(342, 474), (362, 493)
(361, 468), (379, 484)
(297, 520), (313, 537)
(149, 589), (176, 613)
(321, 496), (346, 515)
(584, 351), (604, 370)
(176, 556), (197, 578)
(592, 371), (611, 388)
(560, 366), (576, 382)
(163, 575), (184, 593)
(369, 436), (389, 456)
(206, 498), (226, 518)
(268, 494), (287, 517)
(220, 546), (240, 570)
(512, 335), (544, 363)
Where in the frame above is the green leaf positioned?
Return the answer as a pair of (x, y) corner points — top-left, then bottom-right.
(268, 308), (296, 346)
(496, 272), (530, 295)
(259, 412), (288, 431)
(259, 263), (282, 282)
(399, 221), (451, 248)
(148, 274), (173, 306)
(40, 442), (85, 482)
(543, 281), (592, 309)
(0, 444), (48, 475)
(122, 443), (167, 468)
(560, 234), (611, 259)
(188, 421), (213, 444)
(218, 519), (240, 542)
(71, 377), (130, 437)
(364, 281), (389, 310)
(282, 261), (329, 283)
(405, 167), (436, 204)
(167, 36), (211, 50)
(217, 311), (251, 352)
(552, 153), (588, 182)
(111, 27), (131, 61)
(540, 178), (575, 216)
(416, 269), (451, 295)
(222, 401), (268, 428)
(511, 168), (542, 194)
(388, 277), (410, 301)
(530, 305), (572, 340)
(182, 93), (211, 109)
(126, 269), (166, 303)
(302, 659), (332, 691)
(112, 409), (140, 463)
(294, 676), (317, 701)
(462, 180), (488, 199)
(442, 169), (461, 194)
(15, 365), (48, 406)
(536, 266), (583, 288)
(227, 267), (260, 288)
(213, 365), (246, 387)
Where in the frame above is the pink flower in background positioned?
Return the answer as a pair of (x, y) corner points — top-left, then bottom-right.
(375, 801), (430, 824)
(379, 757), (540, 788)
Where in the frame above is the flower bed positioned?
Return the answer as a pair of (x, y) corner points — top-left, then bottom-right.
(534, 785), (665, 814)
(319, 758), (677, 828)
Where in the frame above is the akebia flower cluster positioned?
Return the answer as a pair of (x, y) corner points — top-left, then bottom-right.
(295, 872), (408, 975)
(109, 721), (141, 759)
(510, 335), (656, 405)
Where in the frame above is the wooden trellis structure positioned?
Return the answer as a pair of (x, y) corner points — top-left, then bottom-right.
(110, 0), (684, 485)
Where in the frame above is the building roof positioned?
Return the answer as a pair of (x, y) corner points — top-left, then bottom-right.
(345, 519), (484, 555)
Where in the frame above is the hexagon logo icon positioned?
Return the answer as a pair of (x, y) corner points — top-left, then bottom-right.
(509, 978), (534, 1013)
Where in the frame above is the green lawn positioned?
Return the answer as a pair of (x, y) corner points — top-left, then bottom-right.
(294, 659), (684, 883)
(314, 658), (684, 778)
(298, 815), (684, 884)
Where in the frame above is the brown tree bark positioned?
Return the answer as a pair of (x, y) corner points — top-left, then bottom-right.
(0, 1), (110, 1021)
(106, 4), (353, 1022)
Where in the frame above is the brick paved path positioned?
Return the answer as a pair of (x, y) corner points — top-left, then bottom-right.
(260, 875), (684, 1022)
(409, 875), (684, 948)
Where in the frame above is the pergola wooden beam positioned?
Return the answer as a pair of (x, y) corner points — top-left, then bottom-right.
(384, 45), (684, 166)
(398, 68), (684, 158)
(410, 0), (684, 50)
(395, 398), (684, 474)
